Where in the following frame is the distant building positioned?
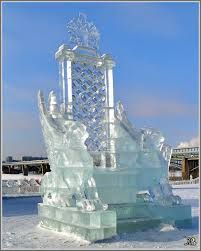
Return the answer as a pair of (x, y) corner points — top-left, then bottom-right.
(32, 156), (48, 160)
(21, 156), (48, 161)
(6, 156), (13, 162)
(169, 146), (199, 181)
(21, 156), (33, 161)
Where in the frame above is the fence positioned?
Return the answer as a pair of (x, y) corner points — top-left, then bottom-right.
(169, 177), (199, 185)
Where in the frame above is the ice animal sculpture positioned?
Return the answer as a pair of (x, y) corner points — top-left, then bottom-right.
(38, 90), (107, 211)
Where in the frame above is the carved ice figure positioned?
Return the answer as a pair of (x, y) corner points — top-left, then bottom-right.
(38, 90), (107, 211)
(113, 101), (181, 205)
(114, 101), (166, 171)
(113, 101), (141, 168)
(148, 178), (182, 206)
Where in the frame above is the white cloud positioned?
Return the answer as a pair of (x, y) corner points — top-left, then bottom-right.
(177, 136), (199, 148)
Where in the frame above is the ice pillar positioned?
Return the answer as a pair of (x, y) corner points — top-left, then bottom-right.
(66, 60), (73, 119)
(103, 54), (117, 168)
(55, 44), (74, 119)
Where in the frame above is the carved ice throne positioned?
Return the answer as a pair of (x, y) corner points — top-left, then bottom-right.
(38, 13), (192, 242)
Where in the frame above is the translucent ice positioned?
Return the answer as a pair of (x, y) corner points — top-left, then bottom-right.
(67, 13), (100, 50)
(37, 14), (189, 242)
(38, 90), (107, 211)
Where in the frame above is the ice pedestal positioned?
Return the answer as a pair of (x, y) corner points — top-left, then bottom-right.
(38, 202), (192, 240)
(38, 203), (116, 241)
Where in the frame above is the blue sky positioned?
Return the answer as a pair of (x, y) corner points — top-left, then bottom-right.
(2, 1), (199, 159)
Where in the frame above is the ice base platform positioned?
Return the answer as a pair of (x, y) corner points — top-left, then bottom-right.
(38, 203), (116, 242)
(38, 202), (192, 242)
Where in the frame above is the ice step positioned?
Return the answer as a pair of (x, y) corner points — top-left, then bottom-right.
(117, 217), (162, 234)
(118, 216), (162, 223)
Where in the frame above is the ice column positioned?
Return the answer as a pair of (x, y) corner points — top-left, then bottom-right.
(103, 54), (117, 168)
(55, 44), (74, 119)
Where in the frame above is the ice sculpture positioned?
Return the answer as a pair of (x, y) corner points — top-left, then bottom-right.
(67, 13), (100, 50)
(38, 90), (107, 211)
(38, 13), (192, 242)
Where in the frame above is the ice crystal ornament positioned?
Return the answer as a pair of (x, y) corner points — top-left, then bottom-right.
(38, 13), (192, 242)
(67, 13), (100, 50)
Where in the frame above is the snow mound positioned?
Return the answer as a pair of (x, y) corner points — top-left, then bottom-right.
(158, 223), (176, 232)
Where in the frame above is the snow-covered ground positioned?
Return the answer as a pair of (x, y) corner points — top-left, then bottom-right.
(2, 183), (200, 250)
